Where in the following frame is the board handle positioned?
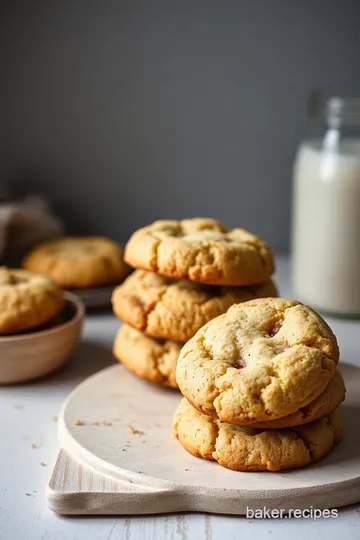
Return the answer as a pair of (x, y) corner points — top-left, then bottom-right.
(47, 450), (178, 515)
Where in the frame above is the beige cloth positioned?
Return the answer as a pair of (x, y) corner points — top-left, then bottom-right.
(0, 195), (64, 263)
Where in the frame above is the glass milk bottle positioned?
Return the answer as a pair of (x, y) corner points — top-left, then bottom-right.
(292, 96), (360, 315)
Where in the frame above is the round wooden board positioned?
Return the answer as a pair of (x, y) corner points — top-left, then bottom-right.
(53, 363), (360, 515)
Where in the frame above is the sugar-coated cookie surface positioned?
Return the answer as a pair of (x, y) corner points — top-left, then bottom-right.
(250, 369), (345, 428)
(176, 298), (339, 424)
(112, 269), (278, 342)
(22, 237), (129, 289)
(113, 325), (181, 388)
(124, 218), (274, 286)
(173, 398), (341, 471)
(0, 267), (64, 334)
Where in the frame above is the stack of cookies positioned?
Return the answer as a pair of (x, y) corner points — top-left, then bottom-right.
(174, 297), (346, 472)
(111, 218), (277, 388)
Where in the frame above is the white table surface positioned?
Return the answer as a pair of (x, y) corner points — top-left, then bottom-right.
(1, 256), (360, 540)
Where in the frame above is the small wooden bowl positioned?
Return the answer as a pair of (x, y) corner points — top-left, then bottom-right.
(0, 292), (85, 384)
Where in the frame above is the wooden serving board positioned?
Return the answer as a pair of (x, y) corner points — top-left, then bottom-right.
(47, 363), (360, 515)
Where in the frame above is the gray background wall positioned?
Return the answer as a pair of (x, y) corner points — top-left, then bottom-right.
(2, 0), (360, 252)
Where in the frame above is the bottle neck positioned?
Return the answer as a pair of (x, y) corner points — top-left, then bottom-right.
(326, 97), (360, 130)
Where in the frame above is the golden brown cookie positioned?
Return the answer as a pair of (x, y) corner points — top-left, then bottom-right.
(112, 269), (278, 342)
(124, 218), (274, 286)
(22, 237), (129, 289)
(113, 325), (181, 388)
(0, 267), (64, 334)
(173, 398), (341, 472)
(249, 370), (345, 428)
(176, 298), (339, 425)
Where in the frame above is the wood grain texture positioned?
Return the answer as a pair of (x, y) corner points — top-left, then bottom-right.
(47, 362), (360, 515)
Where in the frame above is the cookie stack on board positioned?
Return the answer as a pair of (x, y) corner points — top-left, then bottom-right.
(112, 218), (277, 388)
(174, 297), (346, 472)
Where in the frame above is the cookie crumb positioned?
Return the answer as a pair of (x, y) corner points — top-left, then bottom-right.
(31, 443), (37, 449)
(184, 468), (189, 471)
(40, 462), (46, 467)
(74, 419), (86, 426)
(122, 448), (126, 452)
(92, 420), (100, 426)
(137, 470), (143, 473)
(102, 420), (112, 426)
(26, 493), (31, 496)
(127, 424), (144, 435)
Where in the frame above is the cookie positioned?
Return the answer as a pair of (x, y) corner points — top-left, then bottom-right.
(249, 369), (345, 428)
(176, 298), (339, 425)
(124, 218), (274, 286)
(113, 325), (181, 388)
(0, 267), (64, 334)
(173, 398), (341, 471)
(112, 270), (278, 342)
(22, 237), (129, 289)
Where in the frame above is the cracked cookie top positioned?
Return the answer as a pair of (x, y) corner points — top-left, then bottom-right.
(124, 218), (274, 286)
(249, 369), (345, 428)
(112, 270), (278, 342)
(173, 398), (341, 471)
(176, 297), (340, 424)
